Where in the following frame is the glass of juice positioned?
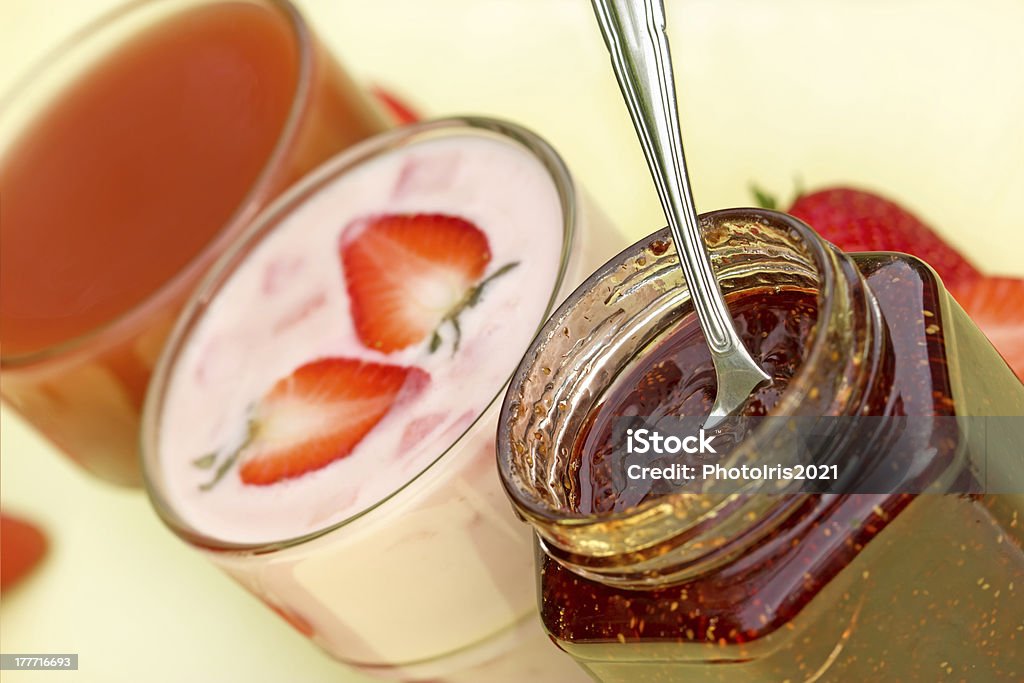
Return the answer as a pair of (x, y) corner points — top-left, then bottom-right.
(498, 209), (1024, 682)
(0, 0), (387, 486)
(141, 117), (623, 680)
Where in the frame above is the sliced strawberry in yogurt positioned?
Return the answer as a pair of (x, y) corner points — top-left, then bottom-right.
(339, 213), (518, 354)
(197, 358), (429, 488)
(392, 152), (462, 198)
(271, 291), (328, 334)
(262, 254), (306, 296)
(398, 412), (450, 455)
(238, 358), (428, 486)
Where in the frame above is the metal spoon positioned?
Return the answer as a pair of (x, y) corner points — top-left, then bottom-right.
(591, 0), (770, 428)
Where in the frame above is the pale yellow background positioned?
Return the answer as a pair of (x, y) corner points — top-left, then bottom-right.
(2, 1), (1022, 682)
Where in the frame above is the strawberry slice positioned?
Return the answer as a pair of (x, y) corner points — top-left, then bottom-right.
(0, 513), (48, 592)
(196, 358), (428, 488)
(371, 86), (420, 126)
(238, 358), (427, 485)
(340, 214), (516, 353)
(783, 187), (982, 290)
(954, 277), (1024, 381)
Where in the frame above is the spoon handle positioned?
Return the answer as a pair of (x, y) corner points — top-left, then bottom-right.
(591, 0), (729, 349)
(592, 0), (769, 423)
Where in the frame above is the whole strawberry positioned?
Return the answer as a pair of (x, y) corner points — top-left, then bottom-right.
(757, 184), (1021, 381)
(952, 277), (1024, 382)
(784, 187), (981, 290)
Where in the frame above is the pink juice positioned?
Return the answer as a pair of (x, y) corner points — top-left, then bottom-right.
(0, 0), (386, 485)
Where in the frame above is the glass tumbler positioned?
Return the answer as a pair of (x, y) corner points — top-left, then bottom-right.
(142, 118), (624, 680)
(0, 0), (387, 485)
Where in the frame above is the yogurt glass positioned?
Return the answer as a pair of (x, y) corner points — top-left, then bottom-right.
(142, 117), (621, 679)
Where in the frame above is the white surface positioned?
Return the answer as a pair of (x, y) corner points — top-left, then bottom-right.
(2, 1), (1023, 682)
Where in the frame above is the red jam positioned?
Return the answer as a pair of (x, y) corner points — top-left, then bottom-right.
(539, 253), (1024, 680)
(574, 288), (818, 515)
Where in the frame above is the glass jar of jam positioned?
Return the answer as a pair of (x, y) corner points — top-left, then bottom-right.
(497, 208), (1024, 682)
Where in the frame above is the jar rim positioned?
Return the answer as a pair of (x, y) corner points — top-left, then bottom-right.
(497, 208), (871, 569)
